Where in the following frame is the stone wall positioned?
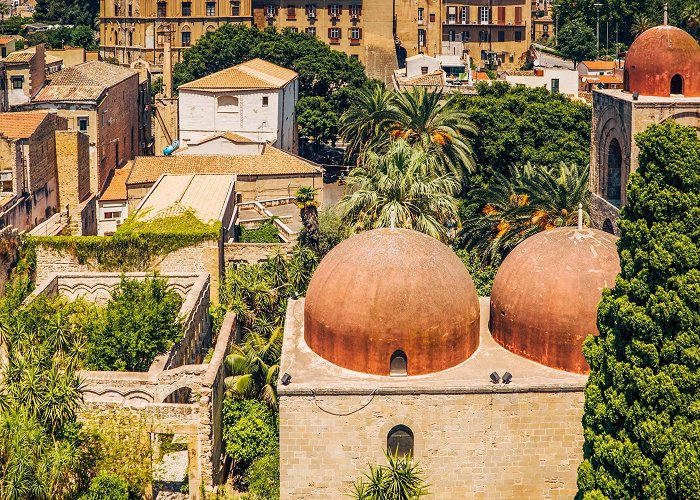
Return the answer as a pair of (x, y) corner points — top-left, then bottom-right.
(33, 240), (222, 299)
(0, 226), (20, 295)
(223, 241), (295, 264)
(280, 389), (584, 499)
(590, 194), (620, 235)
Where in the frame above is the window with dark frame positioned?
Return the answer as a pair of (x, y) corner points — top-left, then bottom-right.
(0, 171), (13, 193)
(181, 30), (191, 46)
(231, 0), (240, 15)
(387, 425), (414, 458)
(181, 1), (191, 15)
(206, 2), (215, 16)
(11, 76), (23, 89)
(78, 117), (89, 132)
(157, 1), (166, 16)
(262, 96), (269, 106)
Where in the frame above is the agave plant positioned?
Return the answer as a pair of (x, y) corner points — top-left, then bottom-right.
(351, 451), (429, 500)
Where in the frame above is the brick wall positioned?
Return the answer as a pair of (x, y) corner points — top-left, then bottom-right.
(280, 390), (584, 499)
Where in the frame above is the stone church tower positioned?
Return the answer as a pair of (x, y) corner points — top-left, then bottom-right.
(590, 24), (700, 234)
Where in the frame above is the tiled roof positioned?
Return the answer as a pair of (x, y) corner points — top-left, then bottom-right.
(599, 75), (623, 84)
(402, 70), (445, 87)
(33, 61), (137, 102)
(580, 61), (616, 70)
(0, 111), (50, 140)
(3, 51), (34, 63)
(137, 174), (235, 223)
(127, 146), (320, 185)
(189, 131), (261, 145)
(45, 54), (63, 65)
(100, 162), (132, 201)
(179, 58), (297, 90)
(0, 37), (15, 44)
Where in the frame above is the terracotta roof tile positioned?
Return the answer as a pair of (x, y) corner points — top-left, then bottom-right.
(178, 58), (297, 90)
(402, 69), (445, 87)
(0, 111), (50, 140)
(0, 37), (15, 44)
(127, 146), (320, 185)
(33, 61), (137, 102)
(3, 51), (34, 63)
(599, 75), (623, 84)
(580, 61), (616, 70)
(189, 131), (260, 146)
(100, 162), (132, 201)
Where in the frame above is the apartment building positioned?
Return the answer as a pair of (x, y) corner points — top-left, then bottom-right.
(99, 0), (254, 65)
(532, 0), (553, 42)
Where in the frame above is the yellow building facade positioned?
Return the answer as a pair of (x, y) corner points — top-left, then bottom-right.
(100, 0), (532, 77)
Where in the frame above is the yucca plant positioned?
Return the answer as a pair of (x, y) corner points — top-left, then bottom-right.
(351, 451), (429, 500)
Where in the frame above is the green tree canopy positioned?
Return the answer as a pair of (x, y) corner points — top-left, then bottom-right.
(557, 18), (597, 68)
(453, 82), (591, 180)
(34, 0), (98, 26)
(577, 121), (700, 498)
(297, 96), (339, 145)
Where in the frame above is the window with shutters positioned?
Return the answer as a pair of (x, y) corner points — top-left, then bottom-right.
(329, 27), (341, 42)
(479, 6), (489, 24)
(460, 6), (468, 24)
(418, 28), (426, 46)
(349, 4), (360, 18)
(329, 4), (340, 18)
(230, 0), (240, 15)
(497, 6), (505, 24)
(447, 6), (456, 23)
(265, 4), (276, 17)
(305, 4), (316, 18)
(515, 7), (522, 24)
(306, 26), (316, 35)
(350, 27), (361, 42)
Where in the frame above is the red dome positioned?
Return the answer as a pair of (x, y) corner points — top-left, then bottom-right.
(624, 25), (700, 97)
(490, 227), (620, 374)
(304, 228), (480, 376)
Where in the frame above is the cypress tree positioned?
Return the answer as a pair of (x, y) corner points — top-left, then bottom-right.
(577, 121), (700, 499)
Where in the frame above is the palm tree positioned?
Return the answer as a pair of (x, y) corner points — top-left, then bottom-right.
(339, 83), (394, 162)
(294, 186), (320, 255)
(337, 140), (461, 242)
(387, 87), (476, 179)
(459, 162), (590, 263)
(352, 451), (429, 500)
(0, 4), (9, 35)
(224, 328), (282, 409)
(630, 14), (653, 38)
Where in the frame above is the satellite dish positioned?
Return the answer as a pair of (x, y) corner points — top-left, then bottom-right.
(533, 59), (541, 67)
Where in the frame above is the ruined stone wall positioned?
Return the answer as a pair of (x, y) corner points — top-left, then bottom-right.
(280, 389), (584, 499)
(223, 241), (295, 264)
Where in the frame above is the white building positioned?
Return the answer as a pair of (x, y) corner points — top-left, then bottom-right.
(178, 59), (299, 154)
(505, 68), (579, 97)
(404, 53), (441, 78)
(97, 163), (131, 236)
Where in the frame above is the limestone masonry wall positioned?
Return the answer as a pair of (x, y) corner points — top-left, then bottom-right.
(280, 390), (585, 499)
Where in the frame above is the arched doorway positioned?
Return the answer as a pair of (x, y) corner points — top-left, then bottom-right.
(390, 350), (407, 376)
(606, 139), (622, 207)
(671, 74), (684, 95)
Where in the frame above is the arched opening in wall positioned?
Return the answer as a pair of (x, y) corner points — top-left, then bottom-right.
(387, 425), (414, 458)
(163, 387), (193, 404)
(606, 138), (622, 207)
(623, 69), (630, 92)
(602, 219), (614, 234)
(217, 95), (239, 113)
(390, 350), (407, 376)
(671, 74), (684, 95)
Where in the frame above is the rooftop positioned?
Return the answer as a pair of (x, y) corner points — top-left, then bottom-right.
(579, 60), (617, 70)
(136, 174), (235, 224)
(100, 163), (132, 201)
(188, 131), (260, 146)
(595, 87), (700, 104)
(0, 36), (15, 44)
(0, 111), (51, 140)
(3, 51), (35, 64)
(178, 58), (298, 91)
(127, 146), (321, 185)
(401, 69), (445, 87)
(280, 298), (586, 395)
(33, 61), (137, 102)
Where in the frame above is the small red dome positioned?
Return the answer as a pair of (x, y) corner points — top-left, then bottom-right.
(304, 228), (480, 376)
(490, 227), (620, 374)
(625, 25), (700, 97)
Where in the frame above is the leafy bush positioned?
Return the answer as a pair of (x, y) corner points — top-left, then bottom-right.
(577, 122), (700, 498)
(81, 472), (129, 500)
(239, 221), (280, 243)
(245, 453), (280, 500)
(84, 274), (183, 372)
(222, 399), (278, 469)
(455, 249), (501, 296)
(300, 209), (350, 257)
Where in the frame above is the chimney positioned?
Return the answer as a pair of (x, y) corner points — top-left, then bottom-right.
(162, 36), (173, 98)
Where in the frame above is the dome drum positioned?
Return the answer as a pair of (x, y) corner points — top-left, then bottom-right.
(304, 228), (481, 376)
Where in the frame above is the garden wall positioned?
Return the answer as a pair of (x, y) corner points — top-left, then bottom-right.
(223, 241), (295, 264)
(0, 226), (20, 295)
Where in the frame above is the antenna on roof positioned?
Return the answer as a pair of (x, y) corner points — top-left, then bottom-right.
(664, 2), (668, 25)
(578, 203), (583, 230)
(390, 206), (396, 230)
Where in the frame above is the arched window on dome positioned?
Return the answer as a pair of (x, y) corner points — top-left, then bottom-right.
(671, 74), (684, 95)
(623, 69), (630, 92)
(602, 219), (614, 234)
(606, 139), (622, 208)
(387, 425), (414, 458)
(390, 350), (407, 376)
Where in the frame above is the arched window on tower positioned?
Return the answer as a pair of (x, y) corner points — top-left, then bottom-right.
(671, 74), (684, 95)
(390, 350), (407, 376)
(387, 425), (414, 458)
(606, 139), (622, 208)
